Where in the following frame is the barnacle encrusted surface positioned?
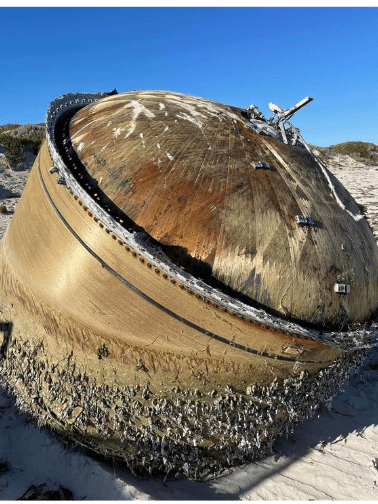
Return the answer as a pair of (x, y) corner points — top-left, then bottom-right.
(0, 332), (364, 480)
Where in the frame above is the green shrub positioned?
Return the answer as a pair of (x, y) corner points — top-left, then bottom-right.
(0, 124), (20, 135)
(0, 126), (45, 164)
(329, 141), (378, 160)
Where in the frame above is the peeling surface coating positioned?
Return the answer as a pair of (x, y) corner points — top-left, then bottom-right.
(77, 142), (85, 153)
(120, 100), (156, 139)
(176, 112), (203, 128)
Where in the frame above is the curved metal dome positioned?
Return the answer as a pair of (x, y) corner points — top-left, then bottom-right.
(0, 89), (377, 479)
(68, 90), (378, 329)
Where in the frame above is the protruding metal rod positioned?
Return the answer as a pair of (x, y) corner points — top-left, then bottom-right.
(269, 96), (313, 120)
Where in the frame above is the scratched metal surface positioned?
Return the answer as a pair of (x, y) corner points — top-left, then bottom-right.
(0, 91), (376, 479)
(69, 91), (378, 329)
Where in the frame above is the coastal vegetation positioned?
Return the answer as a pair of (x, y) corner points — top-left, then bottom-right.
(328, 141), (378, 161)
(0, 124), (45, 164)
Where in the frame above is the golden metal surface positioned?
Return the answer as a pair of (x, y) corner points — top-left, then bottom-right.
(0, 91), (375, 478)
(69, 91), (378, 328)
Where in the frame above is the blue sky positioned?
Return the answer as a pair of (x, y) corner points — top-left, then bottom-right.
(1, 6), (378, 146)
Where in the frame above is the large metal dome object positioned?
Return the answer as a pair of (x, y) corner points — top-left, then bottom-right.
(69, 90), (378, 329)
(0, 89), (377, 479)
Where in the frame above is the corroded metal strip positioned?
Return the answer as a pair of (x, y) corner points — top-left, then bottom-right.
(45, 92), (378, 351)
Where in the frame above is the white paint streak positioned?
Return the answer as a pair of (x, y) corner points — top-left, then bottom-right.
(167, 97), (206, 119)
(317, 159), (364, 221)
(167, 153), (174, 161)
(106, 121), (112, 127)
(113, 127), (123, 138)
(196, 98), (240, 122)
(122, 100), (156, 139)
(77, 142), (85, 154)
(101, 142), (110, 152)
(140, 133), (145, 148)
(165, 93), (241, 123)
(71, 118), (100, 139)
(159, 103), (165, 110)
(157, 143), (161, 149)
(176, 113), (203, 129)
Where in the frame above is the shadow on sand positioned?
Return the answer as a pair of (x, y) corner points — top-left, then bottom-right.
(0, 187), (20, 200)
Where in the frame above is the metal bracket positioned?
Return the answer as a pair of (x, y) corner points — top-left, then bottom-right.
(334, 284), (351, 294)
(56, 177), (67, 186)
(252, 161), (271, 169)
(296, 215), (315, 226)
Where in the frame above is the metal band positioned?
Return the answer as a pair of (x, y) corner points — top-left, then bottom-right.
(37, 156), (327, 364)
